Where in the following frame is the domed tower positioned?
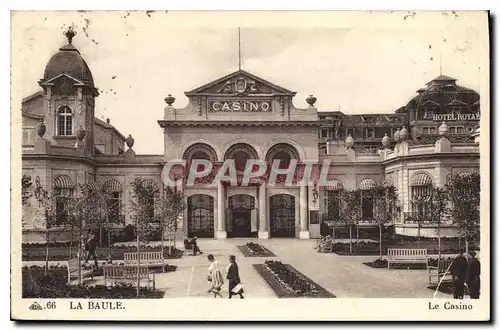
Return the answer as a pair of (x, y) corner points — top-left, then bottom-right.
(38, 27), (98, 154)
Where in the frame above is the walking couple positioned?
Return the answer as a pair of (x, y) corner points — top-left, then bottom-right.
(207, 254), (245, 299)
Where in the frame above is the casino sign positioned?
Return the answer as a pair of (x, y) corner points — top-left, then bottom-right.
(208, 100), (272, 112)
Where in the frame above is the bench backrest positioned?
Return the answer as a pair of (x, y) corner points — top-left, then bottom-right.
(104, 265), (150, 278)
(67, 258), (80, 278)
(387, 248), (428, 258)
(124, 251), (163, 264)
(438, 259), (454, 272)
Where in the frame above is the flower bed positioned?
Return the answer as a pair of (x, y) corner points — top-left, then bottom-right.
(333, 241), (475, 256)
(237, 242), (276, 257)
(22, 265), (165, 298)
(22, 245), (183, 261)
(253, 261), (335, 298)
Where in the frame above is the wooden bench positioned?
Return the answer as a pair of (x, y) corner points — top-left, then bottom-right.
(123, 251), (165, 271)
(387, 248), (428, 269)
(428, 259), (453, 284)
(103, 265), (155, 289)
(66, 258), (94, 284)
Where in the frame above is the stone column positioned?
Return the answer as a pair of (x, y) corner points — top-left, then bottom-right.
(258, 184), (269, 239)
(299, 183), (310, 239)
(216, 181), (227, 239)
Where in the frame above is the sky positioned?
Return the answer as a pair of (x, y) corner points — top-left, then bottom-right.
(12, 11), (488, 154)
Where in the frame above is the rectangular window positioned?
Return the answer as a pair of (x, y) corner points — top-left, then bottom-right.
(456, 126), (464, 134)
(422, 127), (430, 134)
(321, 128), (328, 138)
(430, 127), (437, 134)
(347, 128), (354, 138)
(449, 126), (457, 134)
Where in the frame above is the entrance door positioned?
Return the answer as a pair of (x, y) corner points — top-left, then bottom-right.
(232, 209), (251, 237)
(270, 194), (296, 237)
(187, 195), (214, 238)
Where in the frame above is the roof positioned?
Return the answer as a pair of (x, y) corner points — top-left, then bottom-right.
(41, 43), (95, 88)
(427, 75), (457, 84)
(94, 117), (127, 141)
(22, 91), (44, 103)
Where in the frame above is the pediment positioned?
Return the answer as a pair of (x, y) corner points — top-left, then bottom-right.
(39, 73), (85, 86)
(185, 70), (296, 96)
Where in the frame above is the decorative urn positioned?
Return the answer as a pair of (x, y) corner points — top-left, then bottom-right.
(164, 94), (176, 106)
(399, 126), (408, 141)
(35, 119), (46, 137)
(125, 134), (135, 149)
(381, 133), (390, 149)
(438, 121), (449, 136)
(345, 134), (354, 149)
(394, 128), (401, 143)
(76, 125), (86, 141)
(306, 94), (317, 107)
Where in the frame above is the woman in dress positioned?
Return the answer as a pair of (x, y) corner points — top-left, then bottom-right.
(207, 254), (224, 298)
(226, 255), (244, 299)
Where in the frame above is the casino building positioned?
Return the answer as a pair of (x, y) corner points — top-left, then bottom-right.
(21, 30), (480, 242)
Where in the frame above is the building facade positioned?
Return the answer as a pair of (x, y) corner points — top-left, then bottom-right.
(21, 31), (480, 242)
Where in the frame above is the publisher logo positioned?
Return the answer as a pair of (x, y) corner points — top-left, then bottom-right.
(29, 302), (43, 310)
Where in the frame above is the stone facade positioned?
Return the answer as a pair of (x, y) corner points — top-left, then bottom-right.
(20, 32), (480, 242)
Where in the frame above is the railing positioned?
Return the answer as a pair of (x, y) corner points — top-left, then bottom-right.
(403, 212), (433, 225)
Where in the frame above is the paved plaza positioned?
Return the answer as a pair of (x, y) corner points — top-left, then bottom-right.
(153, 239), (451, 299)
(23, 239), (453, 299)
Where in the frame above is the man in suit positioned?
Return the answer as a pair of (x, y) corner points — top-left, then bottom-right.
(467, 251), (481, 299)
(84, 230), (98, 268)
(450, 250), (468, 299)
(226, 255), (244, 299)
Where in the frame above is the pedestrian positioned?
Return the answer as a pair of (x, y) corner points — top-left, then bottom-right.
(191, 236), (203, 256)
(467, 251), (481, 299)
(450, 250), (467, 299)
(226, 255), (244, 299)
(207, 254), (224, 298)
(84, 229), (98, 268)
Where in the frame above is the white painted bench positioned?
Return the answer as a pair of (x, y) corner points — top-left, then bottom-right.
(103, 265), (155, 289)
(387, 248), (428, 269)
(66, 258), (94, 284)
(123, 251), (165, 271)
(428, 259), (453, 284)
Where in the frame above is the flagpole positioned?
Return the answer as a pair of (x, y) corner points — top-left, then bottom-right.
(238, 27), (241, 70)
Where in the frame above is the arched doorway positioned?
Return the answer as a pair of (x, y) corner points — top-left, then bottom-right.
(227, 194), (255, 238)
(270, 194), (296, 237)
(187, 194), (214, 238)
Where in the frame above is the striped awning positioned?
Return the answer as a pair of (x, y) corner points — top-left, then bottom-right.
(102, 179), (123, 193)
(141, 178), (157, 188)
(410, 173), (433, 186)
(325, 179), (343, 191)
(358, 178), (377, 190)
(383, 176), (395, 188)
(53, 174), (73, 189)
(85, 181), (98, 191)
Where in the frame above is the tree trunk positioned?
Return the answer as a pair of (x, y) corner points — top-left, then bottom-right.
(465, 237), (469, 256)
(108, 228), (112, 257)
(356, 225), (359, 243)
(332, 227), (336, 246)
(136, 230), (141, 298)
(349, 225), (353, 255)
(78, 225), (82, 285)
(417, 224), (421, 249)
(44, 228), (50, 276)
(379, 223), (383, 261)
(161, 225), (165, 269)
(437, 223), (442, 267)
(69, 224), (74, 259)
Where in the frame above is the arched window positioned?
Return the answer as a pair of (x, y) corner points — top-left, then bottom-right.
(410, 172), (433, 219)
(324, 179), (343, 222)
(57, 106), (73, 136)
(102, 179), (123, 224)
(53, 174), (74, 224)
(359, 178), (377, 220)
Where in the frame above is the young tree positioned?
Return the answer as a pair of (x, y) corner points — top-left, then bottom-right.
(429, 187), (449, 266)
(448, 173), (480, 254)
(156, 186), (185, 257)
(129, 178), (159, 297)
(339, 189), (361, 255)
(372, 185), (398, 260)
(66, 184), (111, 284)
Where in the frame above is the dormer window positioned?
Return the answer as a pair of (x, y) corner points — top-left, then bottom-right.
(423, 107), (435, 120)
(57, 106), (73, 136)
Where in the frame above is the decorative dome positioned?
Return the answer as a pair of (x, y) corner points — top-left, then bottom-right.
(399, 126), (408, 141)
(41, 28), (95, 88)
(381, 133), (390, 148)
(438, 121), (449, 136)
(394, 128), (401, 143)
(345, 134), (354, 149)
(406, 75), (479, 112)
